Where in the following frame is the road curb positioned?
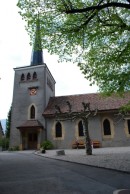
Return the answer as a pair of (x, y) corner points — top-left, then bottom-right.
(113, 189), (130, 194)
(34, 152), (130, 174)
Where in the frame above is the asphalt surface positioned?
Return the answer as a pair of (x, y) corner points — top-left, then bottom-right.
(0, 151), (130, 194)
(36, 147), (130, 173)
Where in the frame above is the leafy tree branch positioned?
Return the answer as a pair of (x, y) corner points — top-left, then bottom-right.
(17, 0), (130, 95)
(64, 2), (130, 14)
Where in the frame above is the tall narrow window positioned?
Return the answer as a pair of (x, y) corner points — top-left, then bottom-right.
(27, 73), (31, 80)
(30, 105), (35, 119)
(78, 121), (84, 136)
(103, 119), (111, 135)
(21, 74), (25, 81)
(55, 122), (62, 137)
(127, 120), (130, 134)
(33, 72), (37, 80)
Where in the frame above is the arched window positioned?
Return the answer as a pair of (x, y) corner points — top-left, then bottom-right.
(30, 105), (35, 119)
(21, 74), (25, 81)
(27, 73), (31, 80)
(103, 119), (111, 135)
(33, 72), (37, 80)
(78, 121), (84, 136)
(55, 122), (62, 137)
(127, 120), (130, 134)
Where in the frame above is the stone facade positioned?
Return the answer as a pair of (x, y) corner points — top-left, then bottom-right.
(44, 98), (130, 149)
(10, 64), (55, 149)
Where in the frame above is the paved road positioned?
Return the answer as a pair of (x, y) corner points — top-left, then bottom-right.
(36, 147), (130, 172)
(0, 152), (130, 194)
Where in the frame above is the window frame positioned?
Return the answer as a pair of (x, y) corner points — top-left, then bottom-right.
(52, 121), (65, 140)
(55, 122), (62, 138)
(127, 120), (130, 134)
(124, 118), (130, 137)
(102, 117), (114, 140)
(103, 119), (111, 136)
(27, 73), (31, 80)
(78, 120), (84, 137)
(33, 72), (37, 80)
(30, 105), (35, 119)
(21, 73), (25, 81)
(28, 104), (37, 120)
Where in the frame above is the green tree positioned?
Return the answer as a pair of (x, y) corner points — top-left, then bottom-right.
(5, 106), (12, 138)
(17, 0), (130, 95)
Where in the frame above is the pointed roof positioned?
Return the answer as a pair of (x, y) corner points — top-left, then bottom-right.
(30, 17), (44, 66)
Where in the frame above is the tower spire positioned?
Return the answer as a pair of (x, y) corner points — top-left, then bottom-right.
(30, 16), (44, 66)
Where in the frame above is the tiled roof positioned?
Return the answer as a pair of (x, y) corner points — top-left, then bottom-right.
(43, 92), (130, 116)
(17, 120), (43, 129)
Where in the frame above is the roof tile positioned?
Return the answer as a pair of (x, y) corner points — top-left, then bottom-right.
(43, 92), (130, 116)
(17, 119), (43, 129)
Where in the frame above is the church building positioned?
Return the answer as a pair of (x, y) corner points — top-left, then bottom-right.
(10, 25), (130, 150)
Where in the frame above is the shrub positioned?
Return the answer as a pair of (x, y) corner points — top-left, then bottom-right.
(0, 138), (9, 150)
(8, 147), (14, 151)
(41, 140), (53, 150)
(14, 146), (19, 151)
(0, 138), (2, 147)
(8, 146), (19, 151)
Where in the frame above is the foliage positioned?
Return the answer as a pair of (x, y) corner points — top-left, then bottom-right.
(41, 140), (53, 150)
(17, 0), (130, 95)
(0, 138), (9, 150)
(119, 101), (130, 115)
(0, 138), (2, 147)
(5, 105), (12, 138)
(8, 146), (19, 151)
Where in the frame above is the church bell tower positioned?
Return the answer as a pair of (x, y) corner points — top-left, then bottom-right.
(10, 20), (56, 150)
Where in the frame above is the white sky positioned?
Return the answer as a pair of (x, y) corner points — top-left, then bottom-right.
(0, 0), (98, 119)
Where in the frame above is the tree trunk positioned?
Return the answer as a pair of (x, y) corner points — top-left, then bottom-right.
(82, 119), (92, 155)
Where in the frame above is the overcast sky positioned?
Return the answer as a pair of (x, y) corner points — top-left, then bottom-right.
(0, 0), (98, 120)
